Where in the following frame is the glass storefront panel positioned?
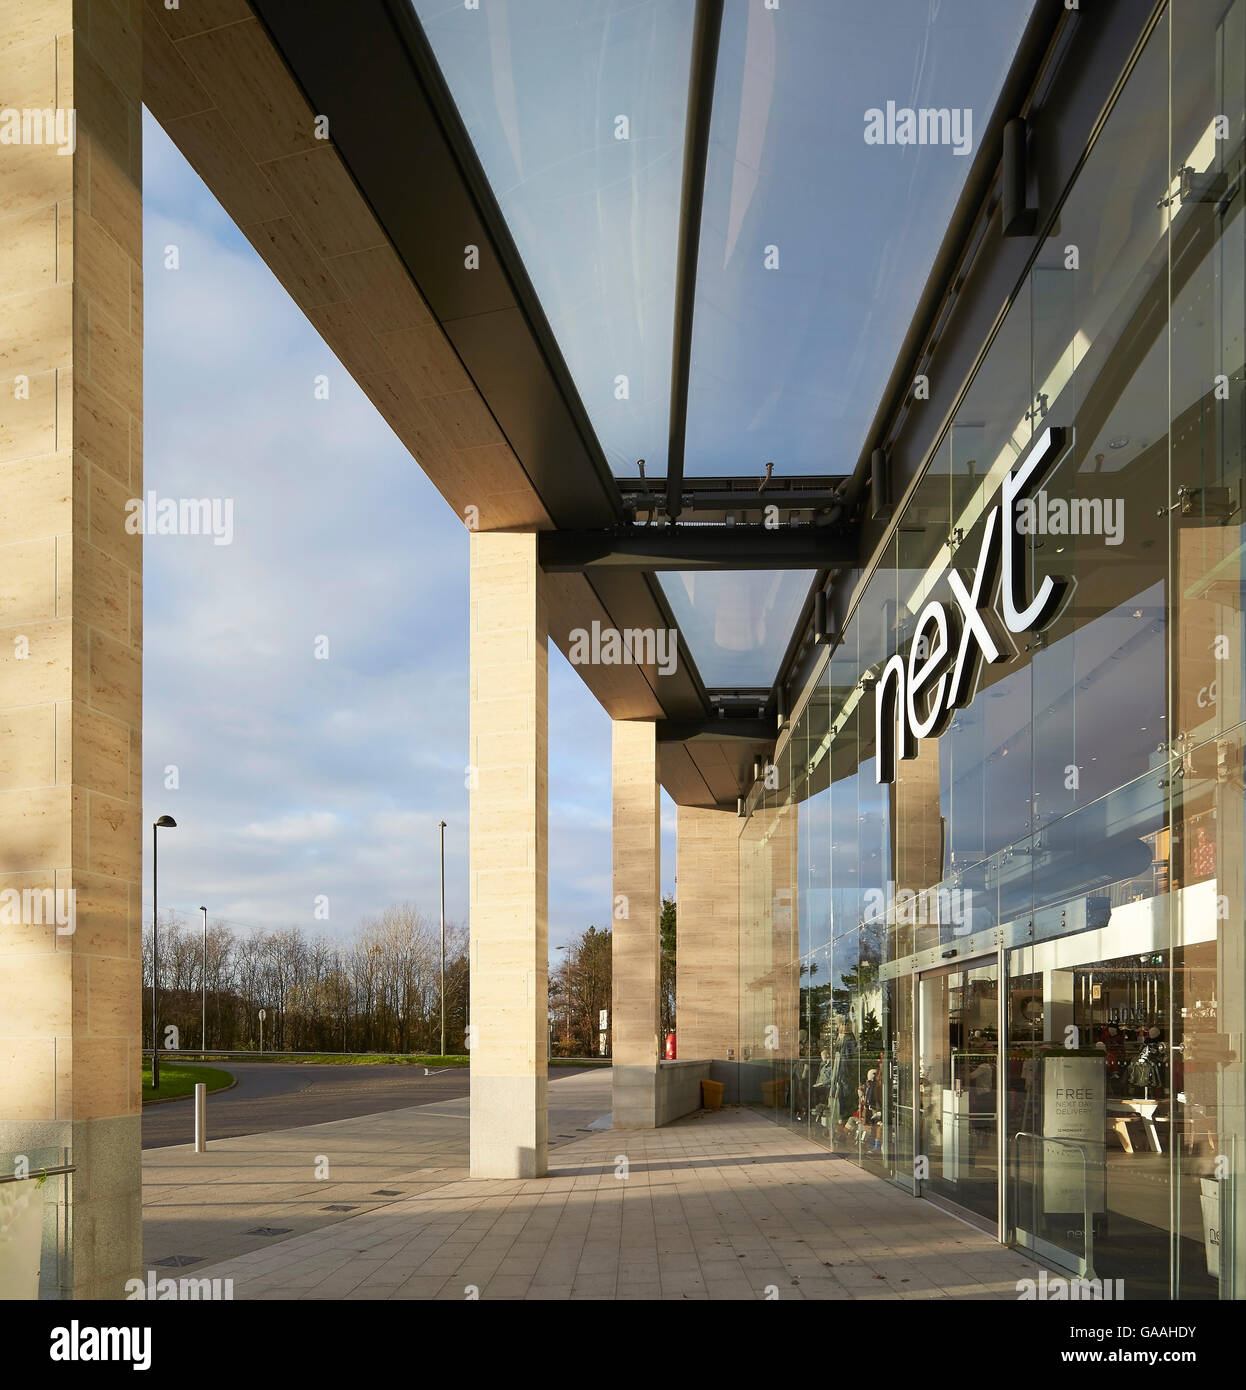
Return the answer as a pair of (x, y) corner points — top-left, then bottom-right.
(857, 559), (897, 962)
(919, 958), (1000, 1226)
(883, 973), (916, 1190)
(732, 0), (1244, 1299)
(945, 281), (1036, 936)
(1170, 0), (1246, 1300)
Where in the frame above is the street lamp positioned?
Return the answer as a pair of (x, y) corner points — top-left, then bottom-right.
(150, 815), (177, 1090)
(438, 819), (447, 1058)
(199, 906), (208, 1054)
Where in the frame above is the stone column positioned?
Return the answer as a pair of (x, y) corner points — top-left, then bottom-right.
(611, 720), (661, 1128)
(890, 737), (944, 956)
(1175, 523), (1245, 1295)
(675, 805), (739, 1062)
(769, 797), (800, 1092)
(468, 532), (548, 1178)
(0, 0), (144, 1299)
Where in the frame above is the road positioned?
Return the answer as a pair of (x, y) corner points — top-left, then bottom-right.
(141, 1062), (594, 1149)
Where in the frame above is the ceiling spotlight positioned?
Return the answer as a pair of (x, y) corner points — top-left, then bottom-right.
(1108, 436), (1130, 450)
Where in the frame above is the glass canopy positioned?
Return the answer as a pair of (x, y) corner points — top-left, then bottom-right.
(413, 0), (1037, 688)
(658, 570), (815, 688)
(413, 0), (694, 476)
(685, 0), (1035, 477)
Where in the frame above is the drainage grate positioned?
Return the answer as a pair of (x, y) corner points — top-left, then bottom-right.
(321, 1204), (358, 1212)
(371, 1189), (402, 1197)
(245, 1227), (292, 1237)
(154, 1255), (202, 1268)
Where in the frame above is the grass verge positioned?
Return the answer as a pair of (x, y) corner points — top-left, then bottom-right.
(142, 1061), (234, 1105)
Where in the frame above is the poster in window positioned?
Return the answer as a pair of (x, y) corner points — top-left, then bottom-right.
(1042, 1054), (1106, 1213)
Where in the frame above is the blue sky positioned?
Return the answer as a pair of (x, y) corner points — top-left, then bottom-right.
(140, 110), (675, 956)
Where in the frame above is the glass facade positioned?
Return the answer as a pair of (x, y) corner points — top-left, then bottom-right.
(737, 0), (1246, 1300)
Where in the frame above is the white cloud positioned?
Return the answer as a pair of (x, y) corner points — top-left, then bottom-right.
(141, 112), (617, 954)
(241, 812), (343, 844)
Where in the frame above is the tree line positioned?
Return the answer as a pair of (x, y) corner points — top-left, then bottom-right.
(548, 896), (676, 1058)
(142, 903), (468, 1054)
(145, 895), (678, 1058)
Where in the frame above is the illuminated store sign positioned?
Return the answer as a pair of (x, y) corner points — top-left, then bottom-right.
(874, 426), (1071, 785)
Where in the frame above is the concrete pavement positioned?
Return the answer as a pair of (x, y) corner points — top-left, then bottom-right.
(146, 1071), (1038, 1300)
(141, 1068), (610, 1271)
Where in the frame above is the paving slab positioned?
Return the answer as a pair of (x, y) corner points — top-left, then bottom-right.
(142, 1066), (609, 1270)
(168, 1089), (1038, 1300)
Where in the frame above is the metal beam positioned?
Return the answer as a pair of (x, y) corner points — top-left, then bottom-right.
(540, 526), (857, 572)
(657, 719), (774, 745)
(666, 0), (724, 524)
(619, 484), (849, 513)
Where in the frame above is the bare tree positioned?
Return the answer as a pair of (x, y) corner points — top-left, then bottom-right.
(142, 902), (470, 1054)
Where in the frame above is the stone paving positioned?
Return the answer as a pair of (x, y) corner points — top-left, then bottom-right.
(142, 1067), (608, 1271)
(163, 1072), (1038, 1300)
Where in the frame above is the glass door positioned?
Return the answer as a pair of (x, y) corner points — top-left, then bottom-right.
(917, 957), (1000, 1227)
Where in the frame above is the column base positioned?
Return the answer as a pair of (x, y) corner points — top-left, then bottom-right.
(612, 1063), (660, 1129)
(469, 1074), (548, 1178)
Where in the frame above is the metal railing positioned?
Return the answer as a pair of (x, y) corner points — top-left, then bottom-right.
(0, 1164), (75, 1185)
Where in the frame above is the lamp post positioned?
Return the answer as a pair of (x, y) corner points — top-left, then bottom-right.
(199, 906), (208, 1054)
(150, 816), (177, 1090)
(438, 819), (447, 1058)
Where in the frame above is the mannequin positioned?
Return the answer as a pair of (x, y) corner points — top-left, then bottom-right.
(791, 1031), (811, 1121)
(811, 1049), (832, 1127)
(861, 1066), (883, 1152)
(829, 1025), (858, 1136)
(1127, 1026), (1167, 1097)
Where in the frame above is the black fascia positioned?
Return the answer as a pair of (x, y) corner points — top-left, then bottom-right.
(665, 0), (725, 525)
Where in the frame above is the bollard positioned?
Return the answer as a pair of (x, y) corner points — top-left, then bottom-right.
(194, 1082), (207, 1153)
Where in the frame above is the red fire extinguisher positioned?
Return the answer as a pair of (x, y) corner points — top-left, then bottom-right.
(665, 1032), (677, 1060)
